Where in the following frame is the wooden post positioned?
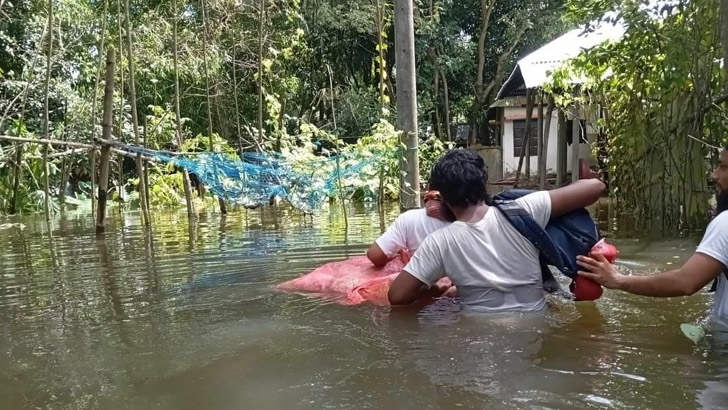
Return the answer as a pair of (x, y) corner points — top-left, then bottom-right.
(536, 91), (544, 189)
(540, 94), (555, 189)
(200, 0), (226, 214)
(556, 110), (566, 186)
(394, 0), (420, 210)
(90, 0), (109, 219)
(124, 0), (150, 225)
(257, 0), (265, 149)
(96, 49), (116, 234)
(142, 115), (151, 213)
(42, 0), (53, 222)
(514, 89), (534, 187)
(571, 113), (580, 183)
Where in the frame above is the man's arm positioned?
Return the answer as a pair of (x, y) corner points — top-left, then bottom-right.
(367, 243), (390, 267)
(577, 252), (724, 297)
(549, 179), (606, 218)
(388, 270), (446, 305)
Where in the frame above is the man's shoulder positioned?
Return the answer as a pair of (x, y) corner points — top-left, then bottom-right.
(715, 210), (728, 223)
(397, 208), (427, 223)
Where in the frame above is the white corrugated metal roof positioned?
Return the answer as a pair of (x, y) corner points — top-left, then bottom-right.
(496, 23), (625, 99)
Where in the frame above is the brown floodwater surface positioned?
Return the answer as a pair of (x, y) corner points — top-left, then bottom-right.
(0, 203), (726, 409)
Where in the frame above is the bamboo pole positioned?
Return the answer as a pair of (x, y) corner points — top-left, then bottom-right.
(116, 0), (124, 208)
(556, 110), (566, 186)
(7, 23), (47, 214)
(142, 115), (151, 213)
(328, 64), (348, 233)
(200, 0), (226, 214)
(124, 0), (150, 225)
(540, 95), (555, 189)
(90, 0), (109, 218)
(58, 100), (69, 209)
(572, 112), (580, 183)
(257, 0), (265, 149)
(536, 91), (544, 188)
(42, 0), (53, 221)
(514, 89), (534, 187)
(97, 49), (116, 234)
(173, 0), (195, 219)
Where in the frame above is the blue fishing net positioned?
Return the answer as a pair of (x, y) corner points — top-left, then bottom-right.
(125, 145), (381, 212)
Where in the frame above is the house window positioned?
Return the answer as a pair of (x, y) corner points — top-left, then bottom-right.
(513, 119), (539, 157)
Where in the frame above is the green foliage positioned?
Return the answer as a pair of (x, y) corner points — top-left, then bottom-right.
(551, 0), (721, 228)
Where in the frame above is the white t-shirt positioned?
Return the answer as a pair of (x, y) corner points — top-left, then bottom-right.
(375, 208), (451, 257)
(696, 211), (728, 321)
(404, 191), (552, 313)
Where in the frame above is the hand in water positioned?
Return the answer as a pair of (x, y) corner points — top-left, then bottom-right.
(576, 253), (624, 290)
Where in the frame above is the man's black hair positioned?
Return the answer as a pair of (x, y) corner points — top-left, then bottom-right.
(429, 149), (490, 207)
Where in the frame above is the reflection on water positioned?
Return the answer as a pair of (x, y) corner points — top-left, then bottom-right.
(0, 203), (727, 410)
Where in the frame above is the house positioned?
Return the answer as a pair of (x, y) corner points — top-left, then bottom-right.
(488, 23), (624, 187)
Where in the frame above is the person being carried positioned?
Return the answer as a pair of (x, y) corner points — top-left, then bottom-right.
(367, 191), (452, 267)
(388, 149), (606, 311)
(577, 145), (728, 327)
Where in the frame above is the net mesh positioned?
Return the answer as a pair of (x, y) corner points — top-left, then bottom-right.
(128, 146), (383, 212)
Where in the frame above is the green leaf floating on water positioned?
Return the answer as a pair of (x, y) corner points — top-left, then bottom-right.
(680, 323), (705, 344)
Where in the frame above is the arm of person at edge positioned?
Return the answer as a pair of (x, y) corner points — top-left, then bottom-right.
(576, 252), (724, 297)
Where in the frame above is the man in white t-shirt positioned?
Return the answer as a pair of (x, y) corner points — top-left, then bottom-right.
(577, 146), (728, 324)
(366, 204), (451, 267)
(387, 149), (606, 312)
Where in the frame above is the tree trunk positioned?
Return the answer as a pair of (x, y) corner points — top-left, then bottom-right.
(89, 0), (109, 219)
(441, 69), (451, 141)
(43, 0), (53, 221)
(258, 0), (265, 149)
(394, 0), (420, 210)
(432, 59), (442, 140)
(124, 0), (150, 225)
(173, 0), (195, 219)
(468, 0), (495, 146)
(96, 49), (116, 234)
(375, 0), (387, 108)
(721, 0), (728, 93)
(232, 45), (243, 151)
(200, 0), (226, 213)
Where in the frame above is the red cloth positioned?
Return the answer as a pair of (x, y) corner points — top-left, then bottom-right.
(277, 251), (452, 306)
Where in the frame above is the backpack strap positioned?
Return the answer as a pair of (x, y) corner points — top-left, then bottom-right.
(494, 201), (568, 295)
(494, 201), (565, 271)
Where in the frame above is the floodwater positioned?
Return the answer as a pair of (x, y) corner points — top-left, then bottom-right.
(0, 203), (727, 410)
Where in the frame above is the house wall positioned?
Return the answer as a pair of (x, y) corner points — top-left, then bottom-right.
(501, 106), (594, 177)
